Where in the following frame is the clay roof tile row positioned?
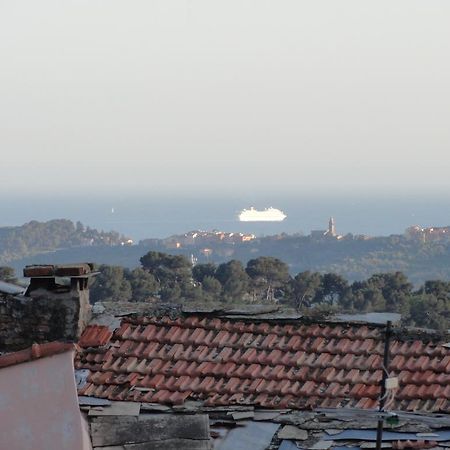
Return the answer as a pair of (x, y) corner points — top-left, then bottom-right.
(76, 315), (450, 413)
(0, 342), (73, 369)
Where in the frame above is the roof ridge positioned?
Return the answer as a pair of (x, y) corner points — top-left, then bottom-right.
(0, 341), (74, 369)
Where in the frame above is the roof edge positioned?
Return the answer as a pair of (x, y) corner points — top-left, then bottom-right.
(0, 342), (74, 369)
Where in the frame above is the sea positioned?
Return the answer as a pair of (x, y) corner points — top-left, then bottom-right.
(2, 192), (450, 241)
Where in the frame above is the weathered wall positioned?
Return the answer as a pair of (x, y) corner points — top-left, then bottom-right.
(0, 285), (90, 352)
(0, 350), (91, 450)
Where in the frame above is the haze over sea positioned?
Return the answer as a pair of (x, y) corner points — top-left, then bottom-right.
(2, 192), (450, 242)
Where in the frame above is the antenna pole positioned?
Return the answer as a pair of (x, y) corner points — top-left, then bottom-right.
(376, 320), (392, 450)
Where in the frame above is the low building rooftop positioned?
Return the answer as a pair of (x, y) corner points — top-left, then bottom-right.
(76, 306), (450, 414)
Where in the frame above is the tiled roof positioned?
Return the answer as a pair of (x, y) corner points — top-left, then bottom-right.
(0, 342), (74, 369)
(79, 325), (113, 348)
(76, 316), (450, 413)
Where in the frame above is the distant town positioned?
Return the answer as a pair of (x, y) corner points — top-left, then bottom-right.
(2, 218), (450, 285)
(141, 217), (450, 255)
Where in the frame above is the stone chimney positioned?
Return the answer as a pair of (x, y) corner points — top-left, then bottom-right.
(0, 263), (95, 352)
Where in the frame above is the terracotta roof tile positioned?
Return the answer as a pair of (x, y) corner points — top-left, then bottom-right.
(0, 341), (73, 369)
(79, 325), (113, 348)
(76, 315), (450, 412)
(392, 439), (437, 449)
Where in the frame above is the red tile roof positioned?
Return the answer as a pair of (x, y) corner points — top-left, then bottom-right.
(75, 315), (450, 413)
(79, 325), (113, 348)
(0, 342), (74, 369)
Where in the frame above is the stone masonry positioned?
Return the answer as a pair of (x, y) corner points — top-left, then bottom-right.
(0, 264), (93, 352)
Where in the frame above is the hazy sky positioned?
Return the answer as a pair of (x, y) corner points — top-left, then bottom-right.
(1, 1), (449, 195)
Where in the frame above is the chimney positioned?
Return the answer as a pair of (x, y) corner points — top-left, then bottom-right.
(0, 264), (95, 352)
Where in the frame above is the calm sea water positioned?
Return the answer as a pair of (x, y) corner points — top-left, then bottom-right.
(2, 192), (450, 241)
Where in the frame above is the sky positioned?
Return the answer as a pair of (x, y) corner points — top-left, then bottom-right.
(1, 1), (450, 196)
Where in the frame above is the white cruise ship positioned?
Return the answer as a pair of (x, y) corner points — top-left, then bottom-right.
(238, 207), (287, 222)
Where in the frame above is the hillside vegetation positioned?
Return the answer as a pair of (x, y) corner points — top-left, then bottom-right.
(86, 251), (450, 331)
(4, 222), (450, 285)
(0, 219), (129, 265)
(3, 238), (450, 330)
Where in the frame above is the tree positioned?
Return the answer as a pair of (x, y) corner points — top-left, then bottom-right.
(128, 268), (159, 302)
(318, 273), (348, 305)
(140, 251), (193, 302)
(345, 280), (386, 312)
(76, 221), (85, 233)
(423, 280), (450, 300)
(246, 257), (291, 302)
(366, 272), (412, 313)
(202, 276), (222, 297)
(290, 271), (322, 309)
(192, 263), (217, 283)
(160, 283), (182, 302)
(90, 265), (132, 303)
(407, 293), (450, 331)
(215, 260), (250, 303)
(140, 251), (192, 284)
(0, 266), (16, 282)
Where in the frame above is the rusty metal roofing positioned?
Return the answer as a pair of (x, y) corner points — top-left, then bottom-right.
(76, 315), (450, 412)
(0, 342), (74, 369)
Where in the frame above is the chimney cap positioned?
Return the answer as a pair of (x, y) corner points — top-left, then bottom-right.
(23, 263), (96, 278)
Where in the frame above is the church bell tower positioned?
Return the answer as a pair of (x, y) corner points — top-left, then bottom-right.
(328, 217), (336, 237)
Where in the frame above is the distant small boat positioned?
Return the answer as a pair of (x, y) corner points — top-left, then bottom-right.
(238, 207), (287, 222)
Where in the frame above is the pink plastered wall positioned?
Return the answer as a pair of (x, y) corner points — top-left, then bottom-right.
(0, 350), (91, 450)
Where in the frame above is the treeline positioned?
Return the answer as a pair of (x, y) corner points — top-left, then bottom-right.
(137, 234), (450, 285)
(88, 251), (450, 331)
(0, 219), (130, 265)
